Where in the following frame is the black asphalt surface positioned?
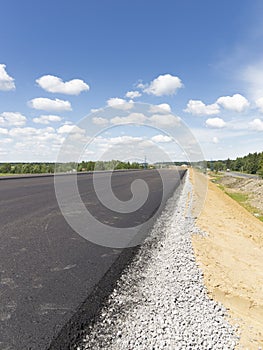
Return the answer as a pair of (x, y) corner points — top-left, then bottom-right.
(0, 169), (186, 350)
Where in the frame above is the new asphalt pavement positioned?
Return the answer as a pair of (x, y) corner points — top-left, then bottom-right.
(0, 169), (186, 350)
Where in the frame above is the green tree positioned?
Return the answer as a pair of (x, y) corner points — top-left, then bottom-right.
(0, 163), (11, 173)
(32, 165), (41, 173)
(258, 153), (263, 178)
(86, 161), (95, 171)
(226, 158), (231, 170)
(94, 161), (105, 171)
(40, 164), (47, 173)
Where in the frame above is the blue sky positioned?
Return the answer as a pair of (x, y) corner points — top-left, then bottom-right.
(0, 0), (263, 162)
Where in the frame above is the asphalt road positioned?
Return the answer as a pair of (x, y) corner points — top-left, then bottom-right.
(0, 169), (186, 350)
(223, 171), (260, 179)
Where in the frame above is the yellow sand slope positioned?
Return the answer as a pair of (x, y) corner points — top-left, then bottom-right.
(191, 170), (263, 349)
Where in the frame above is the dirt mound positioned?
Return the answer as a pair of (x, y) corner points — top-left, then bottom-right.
(219, 176), (263, 212)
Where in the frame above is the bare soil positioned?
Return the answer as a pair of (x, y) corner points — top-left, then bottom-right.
(218, 175), (263, 214)
(190, 170), (263, 350)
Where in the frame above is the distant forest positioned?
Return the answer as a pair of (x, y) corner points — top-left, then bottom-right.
(0, 160), (144, 174)
(207, 151), (263, 176)
(0, 160), (191, 174)
(0, 152), (262, 177)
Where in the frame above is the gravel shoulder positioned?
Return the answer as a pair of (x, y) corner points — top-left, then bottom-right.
(191, 170), (263, 349)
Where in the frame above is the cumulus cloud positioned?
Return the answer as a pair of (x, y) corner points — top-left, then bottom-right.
(0, 64), (15, 91)
(216, 93), (249, 112)
(212, 136), (219, 144)
(106, 136), (143, 145)
(149, 103), (172, 113)
(136, 82), (145, 89)
(205, 117), (226, 128)
(9, 126), (55, 137)
(107, 97), (134, 110)
(249, 118), (263, 131)
(1, 126), (67, 161)
(110, 113), (147, 125)
(9, 127), (38, 137)
(0, 112), (27, 126)
(255, 97), (263, 113)
(28, 97), (72, 111)
(33, 115), (62, 125)
(1, 137), (12, 143)
(0, 127), (8, 135)
(90, 107), (103, 113)
(184, 100), (220, 116)
(36, 75), (89, 95)
(92, 117), (109, 126)
(91, 136), (144, 154)
(125, 91), (141, 99)
(143, 74), (183, 96)
(57, 124), (85, 134)
(149, 114), (180, 127)
(151, 134), (172, 143)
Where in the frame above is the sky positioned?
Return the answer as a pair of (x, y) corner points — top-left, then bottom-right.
(0, 0), (263, 163)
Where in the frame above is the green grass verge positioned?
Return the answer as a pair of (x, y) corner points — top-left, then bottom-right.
(215, 182), (263, 222)
(227, 192), (248, 203)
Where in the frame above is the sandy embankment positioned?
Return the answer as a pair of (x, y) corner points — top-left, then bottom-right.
(190, 169), (263, 350)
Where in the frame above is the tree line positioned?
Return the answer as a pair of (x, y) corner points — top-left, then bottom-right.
(207, 151), (263, 176)
(1, 153), (262, 176)
(0, 160), (144, 174)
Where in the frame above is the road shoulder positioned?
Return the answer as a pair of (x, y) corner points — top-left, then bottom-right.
(190, 169), (263, 349)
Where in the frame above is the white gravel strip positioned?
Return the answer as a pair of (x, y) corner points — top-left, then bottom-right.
(77, 173), (238, 350)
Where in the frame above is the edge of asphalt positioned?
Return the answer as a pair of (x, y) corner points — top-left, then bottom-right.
(48, 169), (187, 350)
(0, 169), (143, 181)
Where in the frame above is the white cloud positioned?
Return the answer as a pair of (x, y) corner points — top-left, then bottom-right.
(107, 136), (143, 145)
(9, 126), (55, 138)
(92, 117), (109, 126)
(0, 112), (27, 126)
(149, 103), (171, 113)
(149, 114), (180, 127)
(138, 140), (154, 148)
(143, 74), (183, 96)
(90, 108), (103, 113)
(0, 127), (8, 135)
(242, 62), (263, 100)
(28, 98), (72, 111)
(33, 115), (62, 125)
(212, 136), (219, 144)
(216, 93), (249, 112)
(57, 124), (85, 134)
(0, 126), (67, 161)
(125, 91), (141, 99)
(36, 75), (89, 95)
(184, 100), (220, 116)
(0, 138), (12, 143)
(107, 97), (134, 110)
(0, 64), (15, 91)
(205, 117), (226, 128)
(255, 97), (263, 113)
(91, 136), (144, 153)
(151, 134), (172, 143)
(249, 118), (263, 131)
(9, 127), (38, 137)
(136, 82), (145, 89)
(111, 113), (147, 125)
